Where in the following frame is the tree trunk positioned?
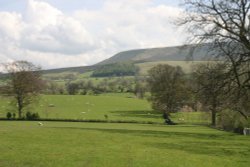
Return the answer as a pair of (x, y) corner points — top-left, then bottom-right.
(163, 112), (175, 125)
(18, 107), (22, 119)
(17, 95), (23, 119)
(211, 110), (216, 127)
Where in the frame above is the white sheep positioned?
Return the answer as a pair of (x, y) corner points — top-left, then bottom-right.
(38, 122), (43, 126)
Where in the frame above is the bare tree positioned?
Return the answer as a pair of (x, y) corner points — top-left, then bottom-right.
(192, 62), (227, 126)
(180, 0), (250, 119)
(0, 61), (45, 118)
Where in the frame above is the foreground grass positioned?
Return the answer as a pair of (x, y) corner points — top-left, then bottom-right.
(0, 121), (249, 167)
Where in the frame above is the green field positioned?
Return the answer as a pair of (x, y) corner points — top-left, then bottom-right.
(0, 95), (209, 124)
(0, 121), (249, 167)
(0, 94), (248, 167)
(135, 61), (205, 75)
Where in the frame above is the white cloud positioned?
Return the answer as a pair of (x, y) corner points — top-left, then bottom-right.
(0, 0), (185, 70)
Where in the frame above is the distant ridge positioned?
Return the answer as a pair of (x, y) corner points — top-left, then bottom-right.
(97, 44), (212, 65)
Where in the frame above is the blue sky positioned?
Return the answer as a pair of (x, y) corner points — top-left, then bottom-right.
(0, 0), (185, 69)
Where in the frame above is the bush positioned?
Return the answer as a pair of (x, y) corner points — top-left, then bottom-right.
(12, 113), (16, 119)
(218, 110), (247, 133)
(26, 112), (40, 120)
(32, 113), (40, 119)
(6, 112), (12, 119)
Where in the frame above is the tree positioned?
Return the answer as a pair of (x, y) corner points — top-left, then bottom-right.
(147, 64), (187, 124)
(46, 81), (61, 94)
(180, 0), (250, 119)
(66, 82), (79, 95)
(0, 61), (44, 118)
(134, 81), (147, 99)
(192, 63), (227, 126)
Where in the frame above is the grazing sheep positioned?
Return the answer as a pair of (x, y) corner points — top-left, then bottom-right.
(178, 118), (185, 121)
(48, 104), (55, 107)
(38, 122), (43, 126)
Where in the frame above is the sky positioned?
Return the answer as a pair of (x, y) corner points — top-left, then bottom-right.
(0, 0), (185, 69)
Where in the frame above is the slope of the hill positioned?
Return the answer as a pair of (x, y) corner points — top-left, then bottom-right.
(98, 44), (212, 65)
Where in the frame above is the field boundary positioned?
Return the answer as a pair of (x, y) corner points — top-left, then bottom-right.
(0, 117), (162, 125)
(0, 117), (211, 126)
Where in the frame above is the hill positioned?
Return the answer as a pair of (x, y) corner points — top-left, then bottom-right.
(97, 44), (212, 65)
(41, 44), (211, 75)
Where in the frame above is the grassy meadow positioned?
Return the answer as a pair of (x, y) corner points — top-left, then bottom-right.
(135, 61), (205, 75)
(0, 121), (249, 167)
(0, 94), (209, 124)
(0, 94), (248, 167)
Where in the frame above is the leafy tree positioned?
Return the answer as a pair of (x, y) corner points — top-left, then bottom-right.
(0, 61), (45, 119)
(147, 64), (187, 124)
(6, 112), (12, 120)
(180, 0), (250, 119)
(46, 81), (64, 94)
(134, 82), (147, 99)
(66, 82), (79, 95)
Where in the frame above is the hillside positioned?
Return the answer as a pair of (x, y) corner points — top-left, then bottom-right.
(98, 44), (212, 65)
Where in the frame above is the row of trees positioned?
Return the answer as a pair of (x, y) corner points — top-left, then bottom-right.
(147, 62), (249, 129)
(91, 62), (138, 77)
(46, 77), (147, 97)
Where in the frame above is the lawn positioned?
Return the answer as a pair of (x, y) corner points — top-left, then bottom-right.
(0, 121), (249, 167)
(0, 95), (209, 124)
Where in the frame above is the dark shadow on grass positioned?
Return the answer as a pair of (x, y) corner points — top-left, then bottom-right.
(110, 110), (162, 119)
(50, 126), (250, 156)
(146, 141), (250, 157)
(109, 111), (209, 125)
(50, 126), (239, 140)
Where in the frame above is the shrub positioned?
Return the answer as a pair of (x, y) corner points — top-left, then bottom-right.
(32, 113), (40, 119)
(6, 112), (12, 119)
(26, 112), (40, 120)
(12, 113), (16, 119)
(104, 114), (108, 120)
(218, 110), (247, 133)
(26, 111), (32, 120)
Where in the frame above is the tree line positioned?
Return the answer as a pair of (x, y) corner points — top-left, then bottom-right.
(45, 76), (147, 97)
(91, 62), (138, 77)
